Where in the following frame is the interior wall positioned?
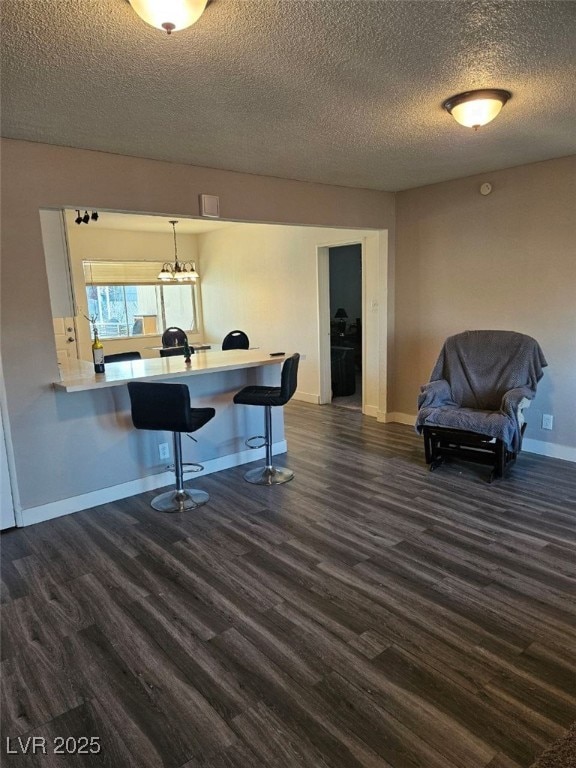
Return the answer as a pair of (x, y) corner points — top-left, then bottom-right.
(198, 224), (384, 410)
(393, 155), (576, 454)
(64, 225), (202, 360)
(0, 139), (395, 513)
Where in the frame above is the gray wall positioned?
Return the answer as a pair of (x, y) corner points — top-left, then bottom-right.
(393, 155), (576, 452)
(3, 137), (572, 516)
(0, 139), (395, 513)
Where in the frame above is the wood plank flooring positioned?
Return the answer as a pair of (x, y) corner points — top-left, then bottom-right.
(1, 401), (575, 767)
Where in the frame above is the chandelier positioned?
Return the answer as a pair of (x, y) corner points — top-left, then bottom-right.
(158, 220), (199, 282)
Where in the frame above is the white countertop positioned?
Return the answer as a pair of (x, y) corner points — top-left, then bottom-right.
(54, 350), (287, 393)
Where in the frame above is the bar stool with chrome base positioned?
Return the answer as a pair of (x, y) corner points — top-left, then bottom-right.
(233, 353), (300, 485)
(127, 381), (215, 512)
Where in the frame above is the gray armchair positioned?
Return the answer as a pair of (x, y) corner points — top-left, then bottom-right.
(416, 330), (547, 481)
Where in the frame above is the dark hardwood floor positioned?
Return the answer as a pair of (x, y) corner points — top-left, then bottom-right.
(2, 401), (575, 767)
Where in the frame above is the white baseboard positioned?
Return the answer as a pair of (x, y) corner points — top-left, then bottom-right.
(293, 391), (320, 405)
(379, 411), (414, 425)
(522, 438), (576, 463)
(363, 405), (379, 418)
(18, 441), (287, 528)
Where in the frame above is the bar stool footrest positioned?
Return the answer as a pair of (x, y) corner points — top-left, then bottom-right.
(166, 462), (204, 474)
(245, 435), (266, 450)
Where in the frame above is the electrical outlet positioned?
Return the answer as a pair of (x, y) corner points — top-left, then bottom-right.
(541, 414), (554, 430)
(158, 442), (170, 460)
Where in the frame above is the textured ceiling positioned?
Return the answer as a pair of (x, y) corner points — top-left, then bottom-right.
(2, 1), (575, 191)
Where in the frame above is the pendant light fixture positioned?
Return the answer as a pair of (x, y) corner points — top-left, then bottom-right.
(158, 220), (199, 282)
(128, 0), (208, 35)
(443, 89), (511, 129)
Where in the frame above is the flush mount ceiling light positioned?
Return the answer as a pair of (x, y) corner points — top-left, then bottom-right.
(128, 0), (208, 34)
(158, 220), (199, 282)
(443, 89), (511, 129)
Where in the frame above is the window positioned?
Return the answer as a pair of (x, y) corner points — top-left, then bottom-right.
(83, 261), (198, 339)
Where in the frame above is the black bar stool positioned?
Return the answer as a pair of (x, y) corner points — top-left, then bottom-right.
(233, 353), (300, 485)
(222, 330), (249, 350)
(127, 381), (215, 512)
(162, 327), (188, 348)
(104, 351), (141, 363)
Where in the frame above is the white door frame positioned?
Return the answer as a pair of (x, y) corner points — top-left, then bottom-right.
(317, 231), (387, 417)
(0, 357), (19, 529)
(40, 209), (80, 361)
(317, 238), (366, 408)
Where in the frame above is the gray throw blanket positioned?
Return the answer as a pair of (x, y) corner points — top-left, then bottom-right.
(416, 330), (547, 452)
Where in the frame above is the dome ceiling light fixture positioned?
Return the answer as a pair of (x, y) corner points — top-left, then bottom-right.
(442, 89), (512, 129)
(128, 0), (208, 35)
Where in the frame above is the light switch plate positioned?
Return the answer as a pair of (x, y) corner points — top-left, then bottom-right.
(199, 194), (220, 218)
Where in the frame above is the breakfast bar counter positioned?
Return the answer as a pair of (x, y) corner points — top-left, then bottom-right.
(54, 349), (286, 393)
(39, 349), (292, 527)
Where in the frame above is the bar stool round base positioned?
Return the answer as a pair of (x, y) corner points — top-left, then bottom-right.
(151, 488), (209, 513)
(244, 466), (294, 486)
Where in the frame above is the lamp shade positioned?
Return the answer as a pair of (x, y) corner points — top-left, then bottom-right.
(443, 89), (511, 129)
(158, 266), (172, 280)
(186, 263), (200, 280)
(335, 308), (348, 319)
(128, 0), (208, 34)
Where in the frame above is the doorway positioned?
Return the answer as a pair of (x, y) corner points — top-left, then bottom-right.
(329, 244), (362, 410)
(317, 231), (385, 418)
(1, 364), (17, 530)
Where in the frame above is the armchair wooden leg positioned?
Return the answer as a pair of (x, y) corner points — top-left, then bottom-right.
(489, 439), (509, 483)
(423, 427), (434, 464)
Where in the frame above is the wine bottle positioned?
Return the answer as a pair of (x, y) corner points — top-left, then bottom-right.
(183, 338), (192, 363)
(92, 328), (105, 374)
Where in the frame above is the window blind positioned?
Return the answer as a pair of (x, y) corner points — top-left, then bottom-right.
(82, 260), (165, 285)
